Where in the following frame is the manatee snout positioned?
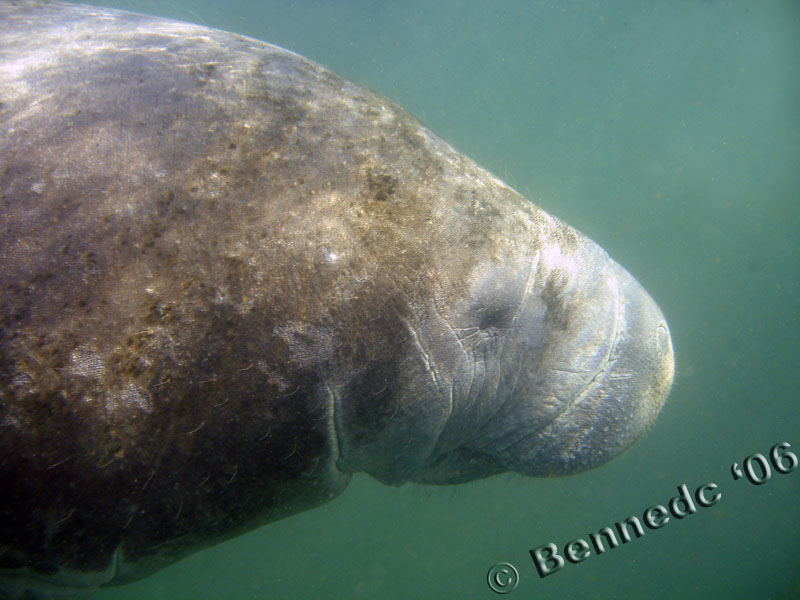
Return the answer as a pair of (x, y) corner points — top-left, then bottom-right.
(502, 260), (675, 477)
(414, 244), (674, 484)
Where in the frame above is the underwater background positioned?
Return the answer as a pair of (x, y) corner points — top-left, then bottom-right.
(65, 0), (800, 598)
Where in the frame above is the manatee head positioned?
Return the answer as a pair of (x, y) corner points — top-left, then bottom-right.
(413, 245), (673, 484)
(330, 203), (674, 486)
(418, 250), (674, 484)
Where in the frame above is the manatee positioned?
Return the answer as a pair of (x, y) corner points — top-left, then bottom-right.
(0, 1), (674, 597)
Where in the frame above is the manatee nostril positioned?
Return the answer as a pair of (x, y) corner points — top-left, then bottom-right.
(656, 323), (671, 356)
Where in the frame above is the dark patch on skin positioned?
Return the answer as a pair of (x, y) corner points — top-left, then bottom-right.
(194, 62), (217, 81)
(541, 273), (572, 331)
(366, 167), (398, 202)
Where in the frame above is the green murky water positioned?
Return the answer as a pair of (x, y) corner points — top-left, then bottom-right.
(70, 1), (800, 598)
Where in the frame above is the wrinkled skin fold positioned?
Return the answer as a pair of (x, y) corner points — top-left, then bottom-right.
(0, 2), (674, 597)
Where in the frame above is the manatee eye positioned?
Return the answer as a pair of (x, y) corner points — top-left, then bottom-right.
(477, 304), (513, 331)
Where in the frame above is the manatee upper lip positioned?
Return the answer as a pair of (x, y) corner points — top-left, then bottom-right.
(561, 273), (625, 416)
(481, 257), (674, 478)
(530, 264), (674, 474)
(507, 267), (625, 449)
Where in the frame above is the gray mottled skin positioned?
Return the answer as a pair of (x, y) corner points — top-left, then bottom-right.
(0, 2), (674, 597)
